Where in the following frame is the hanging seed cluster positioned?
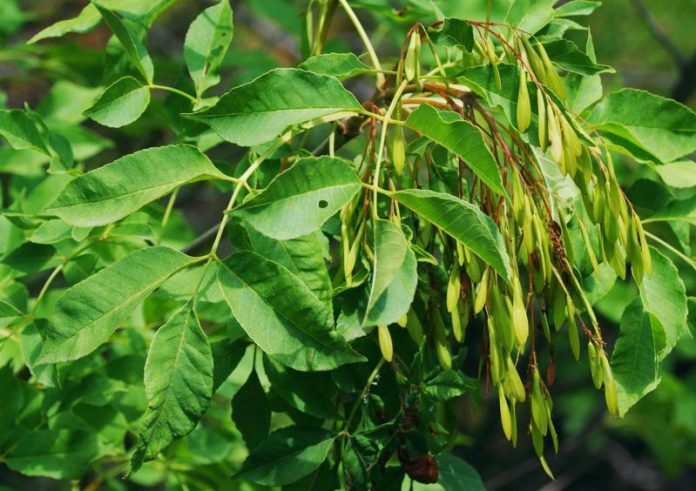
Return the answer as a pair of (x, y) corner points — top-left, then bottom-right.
(341, 24), (654, 469)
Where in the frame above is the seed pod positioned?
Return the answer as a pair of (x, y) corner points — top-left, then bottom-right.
(540, 312), (552, 342)
(567, 302), (580, 361)
(486, 38), (502, 90)
(404, 31), (420, 82)
(536, 88), (548, 151)
(406, 308), (425, 344)
(520, 35), (545, 82)
(450, 302), (463, 343)
(392, 124), (407, 176)
(607, 240), (626, 280)
(547, 106), (564, 166)
(456, 241), (465, 266)
(516, 68), (531, 133)
(587, 342), (603, 389)
(505, 357), (526, 402)
(636, 218), (652, 277)
(488, 317), (502, 384)
(498, 386), (512, 441)
(522, 198), (535, 254)
(433, 310), (452, 370)
(547, 407), (559, 454)
(511, 278), (529, 346)
(552, 286), (566, 330)
(600, 353), (619, 416)
(510, 400), (519, 447)
(378, 324), (393, 362)
(474, 268), (490, 314)
(626, 221), (644, 283)
(531, 369), (548, 436)
(577, 219), (600, 276)
(536, 41), (567, 100)
(447, 263), (461, 313)
(530, 422), (544, 457)
(397, 313), (408, 328)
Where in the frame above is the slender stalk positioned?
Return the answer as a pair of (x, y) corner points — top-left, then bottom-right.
(190, 135), (289, 299)
(156, 187), (179, 245)
(343, 358), (385, 433)
(645, 231), (696, 271)
(147, 84), (197, 104)
(337, 0), (385, 87)
(372, 80), (408, 220)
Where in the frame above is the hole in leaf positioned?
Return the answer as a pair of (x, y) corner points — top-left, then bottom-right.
(318, 200), (328, 209)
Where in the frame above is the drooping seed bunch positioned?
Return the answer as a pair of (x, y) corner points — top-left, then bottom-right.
(339, 22), (653, 471)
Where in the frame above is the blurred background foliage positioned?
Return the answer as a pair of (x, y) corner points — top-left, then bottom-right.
(0, 1), (694, 490)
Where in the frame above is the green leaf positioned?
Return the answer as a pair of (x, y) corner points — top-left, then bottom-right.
(299, 52), (372, 79)
(84, 76), (151, 128)
(0, 298), (22, 318)
(48, 145), (226, 227)
(186, 68), (362, 146)
(0, 109), (51, 155)
(555, 1), (602, 17)
(565, 31), (603, 113)
(218, 251), (365, 371)
(236, 426), (335, 486)
(405, 105), (506, 197)
(430, 18), (474, 50)
(245, 226), (333, 316)
(655, 160), (696, 189)
(639, 248), (689, 356)
(505, 0), (556, 34)
(364, 220), (418, 327)
(37, 246), (196, 363)
(264, 356), (340, 419)
(94, 3), (155, 83)
(6, 429), (99, 479)
(541, 40), (613, 76)
(611, 299), (661, 417)
(395, 189), (512, 282)
(588, 89), (696, 163)
(232, 369), (270, 451)
(233, 156), (362, 240)
(184, 0), (234, 97)
(131, 302), (213, 470)
(28, 4), (101, 44)
(423, 370), (479, 402)
(649, 198), (696, 226)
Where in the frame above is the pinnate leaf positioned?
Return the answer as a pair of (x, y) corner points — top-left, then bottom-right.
(588, 89), (696, 163)
(38, 246), (196, 363)
(131, 302), (213, 471)
(395, 189), (512, 282)
(84, 76), (151, 128)
(406, 105), (506, 197)
(236, 426), (335, 486)
(184, 0), (233, 97)
(232, 369), (270, 451)
(48, 145), (226, 227)
(364, 219), (418, 327)
(218, 251), (365, 371)
(187, 68), (362, 146)
(233, 156), (362, 240)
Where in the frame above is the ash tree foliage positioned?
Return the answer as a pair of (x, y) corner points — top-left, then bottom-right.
(0, 0), (694, 489)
